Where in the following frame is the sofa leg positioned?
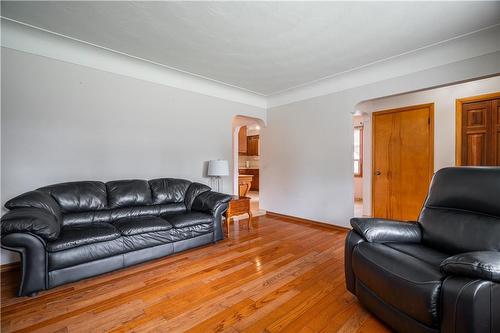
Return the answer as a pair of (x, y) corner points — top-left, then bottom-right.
(27, 291), (38, 297)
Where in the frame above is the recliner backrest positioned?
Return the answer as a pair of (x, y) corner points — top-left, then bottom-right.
(418, 167), (500, 254)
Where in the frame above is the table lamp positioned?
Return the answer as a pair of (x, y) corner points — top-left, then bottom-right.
(207, 160), (229, 192)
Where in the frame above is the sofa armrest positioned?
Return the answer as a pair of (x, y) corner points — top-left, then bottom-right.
(440, 251), (500, 283)
(1, 232), (48, 296)
(350, 217), (422, 243)
(192, 191), (232, 215)
(1, 208), (61, 241)
(192, 191), (232, 242)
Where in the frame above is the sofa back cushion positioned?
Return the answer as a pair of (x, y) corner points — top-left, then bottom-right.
(5, 190), (62, 220)
(418, 167), (500, 253)
(62, 203), (186, 225)
(39, 181), (107, 213)
(106, 180), (152, 209)
(149, 178), (191, 204)
(184, 183), (211, 210)
(5, 178), (211, 227)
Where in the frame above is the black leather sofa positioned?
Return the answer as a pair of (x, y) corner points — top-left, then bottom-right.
(1, 178), (232, 297)
(345, 167), (500, 333)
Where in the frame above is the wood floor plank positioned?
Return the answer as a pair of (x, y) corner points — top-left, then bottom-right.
(0, 215), (391, 333)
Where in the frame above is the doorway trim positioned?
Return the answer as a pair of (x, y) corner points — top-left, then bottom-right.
(371, 103), (434, 218)
(455, 91), (500, 166)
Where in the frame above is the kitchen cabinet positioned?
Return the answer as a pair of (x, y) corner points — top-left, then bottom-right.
(238, 126), (247, 154)
(247, 135), (259, 156)
(239, 168), (259, 191)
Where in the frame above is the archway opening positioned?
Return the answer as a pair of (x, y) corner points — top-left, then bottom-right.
(232, 115), (266, 220)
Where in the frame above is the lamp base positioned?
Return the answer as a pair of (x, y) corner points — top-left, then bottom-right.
(210, 176), (223, 193)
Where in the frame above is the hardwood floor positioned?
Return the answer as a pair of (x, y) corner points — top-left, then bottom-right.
(0, 215), (391, 333)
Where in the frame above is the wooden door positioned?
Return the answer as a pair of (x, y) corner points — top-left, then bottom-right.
(372, 104), (434, 220)
(459, 96), (500, 166)
(495, 99), (500, 165)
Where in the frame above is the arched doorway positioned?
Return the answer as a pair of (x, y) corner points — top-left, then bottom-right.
(232, 115), (266, 219)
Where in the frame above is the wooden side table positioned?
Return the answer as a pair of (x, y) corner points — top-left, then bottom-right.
(225, 196), (252, 235)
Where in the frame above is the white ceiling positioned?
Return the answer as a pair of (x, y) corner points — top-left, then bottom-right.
(2, 1), (500, 96)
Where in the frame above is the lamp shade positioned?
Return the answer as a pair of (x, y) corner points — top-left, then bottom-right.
(207, 160), (229, 176)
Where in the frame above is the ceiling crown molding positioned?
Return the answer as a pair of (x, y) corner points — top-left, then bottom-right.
(2, 17), (499, 110)
(267, 24), (500, 108)
(0, 18), (267, 108)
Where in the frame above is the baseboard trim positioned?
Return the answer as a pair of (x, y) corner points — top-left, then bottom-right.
(266, 211), (350, 232)
(1, 262), (20, 273)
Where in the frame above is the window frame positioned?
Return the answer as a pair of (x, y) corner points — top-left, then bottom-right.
(354, 125), (364, 177)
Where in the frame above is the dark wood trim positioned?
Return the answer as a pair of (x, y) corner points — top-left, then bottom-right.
(455, 91), (500, 166)
(266, 211), (350, 232)
(1, 262), (20, 273)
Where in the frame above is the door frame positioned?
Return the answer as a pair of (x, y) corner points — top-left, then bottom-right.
(371, 103), (435, 217)
(455, 91), (500, 166)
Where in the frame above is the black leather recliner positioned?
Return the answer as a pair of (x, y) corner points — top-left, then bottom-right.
(345, 167), (500, 333)
(1, 178), (232, 297)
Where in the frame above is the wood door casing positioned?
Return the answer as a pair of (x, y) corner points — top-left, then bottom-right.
(372, 104), (434, 221)
(456, 92), (500, 166)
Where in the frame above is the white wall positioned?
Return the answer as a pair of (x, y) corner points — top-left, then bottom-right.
(260, 51), (500, 228)
(357, 76), (500, 216)
(1, 47), (266, 264)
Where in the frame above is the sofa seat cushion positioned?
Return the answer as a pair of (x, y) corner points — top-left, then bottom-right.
(122, 223), (213, 251)
(48, 238), (124, 271)
(113, 216), (173, 236)
(170, 223), (213, 242)
(47, 222), (120, 252)
(165, 212), (213, 228)
(352, 242), (444, 327)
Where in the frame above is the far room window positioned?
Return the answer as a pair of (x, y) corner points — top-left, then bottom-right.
(354, 126), (363, 177)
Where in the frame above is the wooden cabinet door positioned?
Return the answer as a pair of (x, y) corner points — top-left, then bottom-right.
(247, 135), (259, 156)
(372, 104), (434, 221)
(460, 98), (500, 166)
(238, 126), (247, 154)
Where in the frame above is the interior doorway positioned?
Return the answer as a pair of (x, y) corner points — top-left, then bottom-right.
(232, 116), (266, 219)
(353, 113), (366, 217)
(372, 103), (434, 220)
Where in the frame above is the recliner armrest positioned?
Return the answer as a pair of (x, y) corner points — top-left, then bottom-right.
(440, 251), (500, 283)
(1, 207), (61, 240)
(192, 191), (232, 215)
(350, 217), (422, 243)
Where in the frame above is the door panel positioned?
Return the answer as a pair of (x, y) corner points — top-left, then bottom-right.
(466, 134), (487, 166)
(373, 104), (433, 221)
